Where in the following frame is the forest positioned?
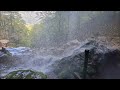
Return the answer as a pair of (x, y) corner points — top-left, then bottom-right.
(0, 11), (120, 79)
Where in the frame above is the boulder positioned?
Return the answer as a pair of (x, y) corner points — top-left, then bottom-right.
(50, 40), (120, 79)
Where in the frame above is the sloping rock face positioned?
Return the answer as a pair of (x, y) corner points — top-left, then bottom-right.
(50, 40), (120, 79)
(98, 49), (120, 79)
(0, 50), (14, 66)
(2, 70), (47, 79)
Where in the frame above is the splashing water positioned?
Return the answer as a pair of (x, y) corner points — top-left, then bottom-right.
(0, 46), (66, 77)
(1, 38), (116, 78)
(0, 39), (82, 76)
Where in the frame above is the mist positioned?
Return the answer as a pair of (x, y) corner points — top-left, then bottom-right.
(29, 11), (120, 48)
(0, 11), (120, 79)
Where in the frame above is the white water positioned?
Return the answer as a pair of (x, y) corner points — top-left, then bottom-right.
(0, 40), (84, 77)
(1, 38), (115, 77)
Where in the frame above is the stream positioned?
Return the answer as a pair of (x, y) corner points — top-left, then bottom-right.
(0, 39), (83, 78)
(1, 38), (120, 79)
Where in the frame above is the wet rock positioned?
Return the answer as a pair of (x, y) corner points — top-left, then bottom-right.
(51, 40), (120, 79)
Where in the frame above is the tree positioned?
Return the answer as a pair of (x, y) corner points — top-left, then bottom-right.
(0, 11), (29, 47)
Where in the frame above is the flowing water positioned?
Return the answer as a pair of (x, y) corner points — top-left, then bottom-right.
(0, 37), (120, 78)
(0, 40), (84, 77)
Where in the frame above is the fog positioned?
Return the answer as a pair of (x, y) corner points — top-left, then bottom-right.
(0, 11), (120, 79)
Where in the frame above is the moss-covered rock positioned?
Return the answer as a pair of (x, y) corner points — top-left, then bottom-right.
(3, 70), (47, 79)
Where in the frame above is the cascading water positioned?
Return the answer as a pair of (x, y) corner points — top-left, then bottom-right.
(0, 11), (120, 79)
(0, 39), (83, 78)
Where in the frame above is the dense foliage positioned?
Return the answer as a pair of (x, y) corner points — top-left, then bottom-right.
(0, 11), (29, 47)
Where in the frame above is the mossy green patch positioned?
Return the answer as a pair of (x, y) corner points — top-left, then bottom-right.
(3, 70), (47, 79)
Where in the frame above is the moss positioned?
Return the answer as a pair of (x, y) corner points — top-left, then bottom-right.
(3, 70), (47, 79)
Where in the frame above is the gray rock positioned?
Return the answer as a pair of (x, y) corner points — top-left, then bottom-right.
(50, 40), (120, 79)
